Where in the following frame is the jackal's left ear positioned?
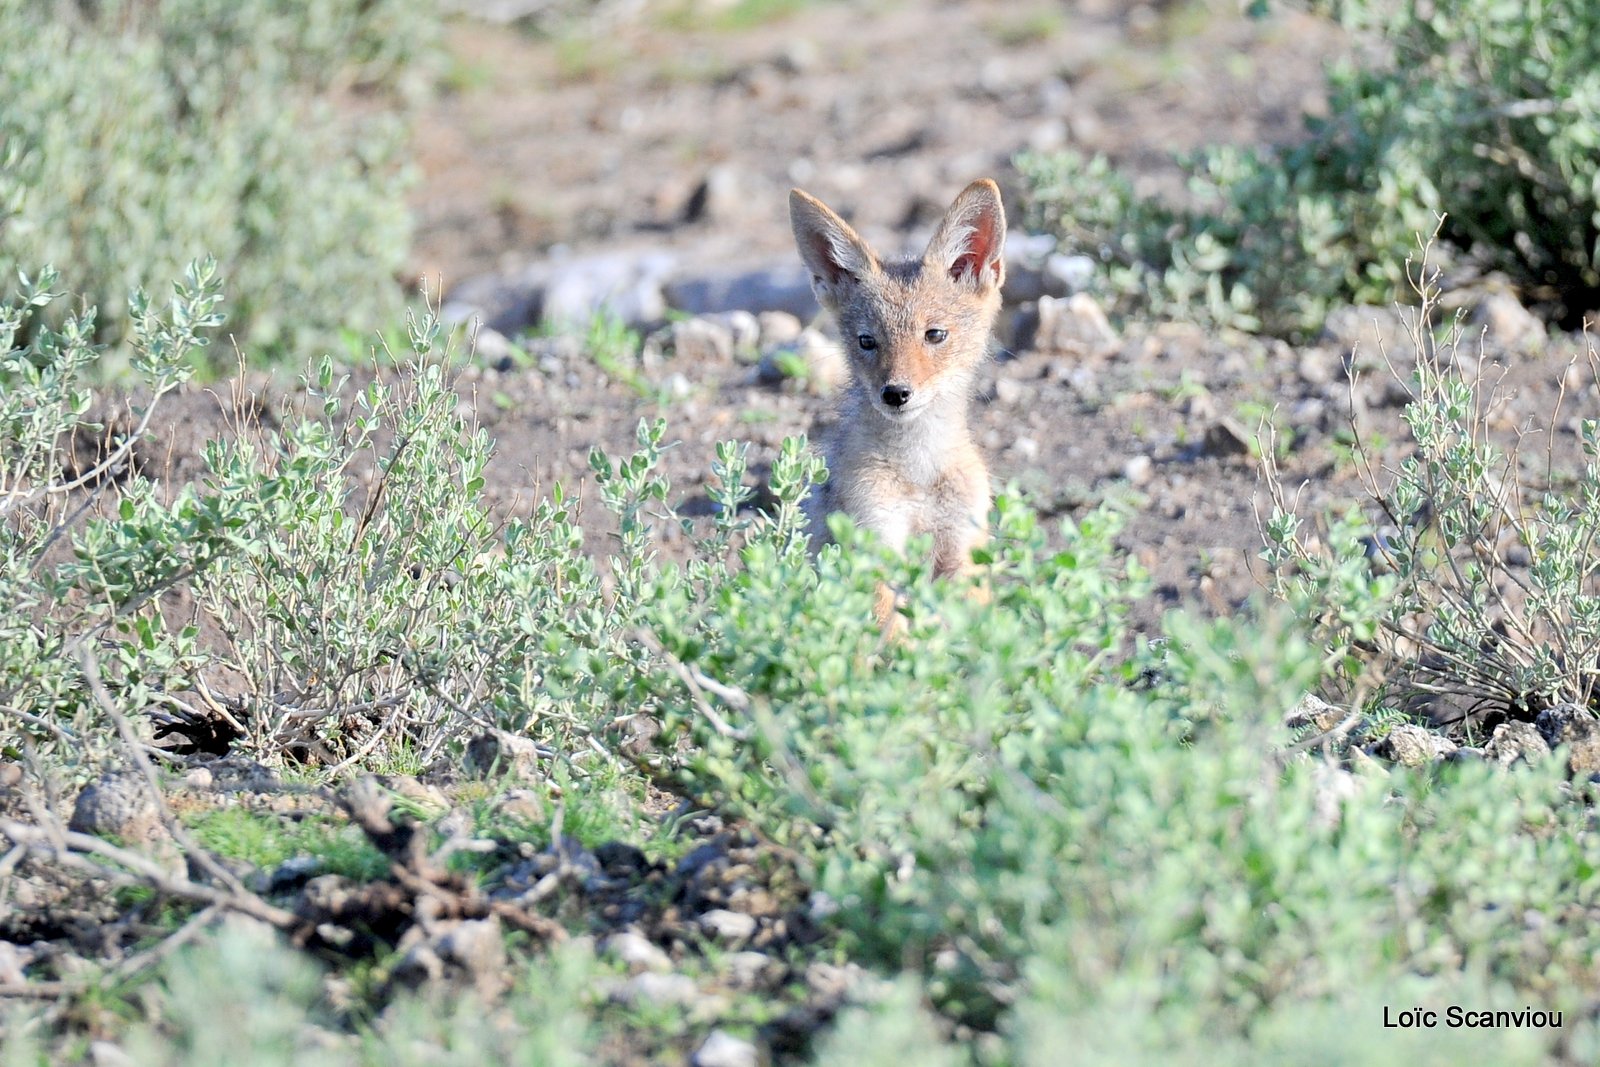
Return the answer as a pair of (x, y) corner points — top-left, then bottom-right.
(925, 179), (1006, 293)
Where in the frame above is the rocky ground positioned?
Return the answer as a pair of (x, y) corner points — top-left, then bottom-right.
(393, 0), (1590, 630)
(88, 0), (1591, 636)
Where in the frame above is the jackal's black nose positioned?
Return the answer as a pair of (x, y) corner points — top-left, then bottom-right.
(881, 384), (912, 408)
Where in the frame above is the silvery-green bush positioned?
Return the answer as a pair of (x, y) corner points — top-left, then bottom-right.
(1, 260), (242, 760)
(1263, 248), (1600, 721)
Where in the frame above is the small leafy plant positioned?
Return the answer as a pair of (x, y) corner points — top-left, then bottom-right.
(1262, 237), (1600, 722)
(1, 259), (237, 762)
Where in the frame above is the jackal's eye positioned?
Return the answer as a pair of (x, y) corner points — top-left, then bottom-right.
(857, 334), (878, 351)
(924, 328), (948, 345)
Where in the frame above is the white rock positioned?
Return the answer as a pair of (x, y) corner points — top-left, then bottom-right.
(1030, 293), (1117, 357)
(1472, 291), (1544, 350)
(722, 950), (778, 990)
(669, 317), (736, 365)
(692, 1030), (759, 1067)
(708, 309), (762, 353)
(604, 929), (672, 974)
(613, 971), (699, 1007)
(992, 376), (1027, 407)
(756, 310), (804, 348)
(1044, 253), (1096, 294)
(699, 908), (757, 945)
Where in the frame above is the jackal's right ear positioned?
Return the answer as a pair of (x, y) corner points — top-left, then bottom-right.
(789, 190), (879, 298)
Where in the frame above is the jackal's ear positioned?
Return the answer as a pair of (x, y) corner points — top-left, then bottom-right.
(925, 179), (1006, 293)
(790, 189), (879, 297)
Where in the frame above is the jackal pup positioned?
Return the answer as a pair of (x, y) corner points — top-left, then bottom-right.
(789, 179), (1006, 612)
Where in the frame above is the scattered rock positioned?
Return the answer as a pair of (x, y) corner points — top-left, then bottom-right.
(1311, 761), (1360, 831)
(616, 712), (664, 761)
(1201, 417), (1254, 458)
(69, 771), (168, 851)
(1018, 293), (1118, 358)
(665, 370), (693, 400)
(0, 941), (33, 985)
(491, 790), (545, 823)
(664, 263), (817, 319)
(1044, 253), (1096, 294)
(804, 960), (868, 1001)
(179, 766), (214, 790)
(1348, 745), (1391, 778)
(594, 841), (651, 878)
(612, 970), (700, 1007)
(1484, 721), (1551, 768)
(1179, 390), (1217, 421)
(1320, 305), (1417, 363)
(604, 929), (673, 974)
(757, 329), (846, 394)
(542, 250), (676, 328)
(662, 316), (736, 366)
(1123, 454), (1154, 486)
(1010, 435), (1040, 462)
(1289, 397), (1327, 429)
(999, 234), (1071, 303)
(87, 1042), (136, 1067)
(722, 949), (780, 991)
(390, 917), (507, 999)
(1471, 290), (1544, 350)
(806, 891), (839, 923)
(1378, 723), (1457, 767)
(439, 0), (585, 27)
(773, 38), (818, 75)
(442, 274), (541, 336)
(699, 908), (758, 946)
(1285, 693), (1349, 734)
(683, 165), (744, 225)
(992, 376), (1028, 407)
(1296, 349), (1337, 388)
(693, 1030), (759, 1067)
(706, 309), (762, 356)
(375, 775), (450, 817)
(756, 310), (804, 349)
(468, 325), (515, 369)
(464, 730), (546, 780)
(265, 854), (326, 894)
(1535, 704), (1600, 778)
(447, 250), (679, 335)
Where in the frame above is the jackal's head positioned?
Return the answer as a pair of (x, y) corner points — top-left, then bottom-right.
(789, 179), (1006, 422)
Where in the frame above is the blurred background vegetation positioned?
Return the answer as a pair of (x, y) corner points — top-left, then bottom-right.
(0, 0), (436, 370)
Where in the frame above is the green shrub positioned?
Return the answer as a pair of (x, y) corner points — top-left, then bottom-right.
(1316, 0), (1600, 323)
(0, 0), (434, 371)
(0, 260), (244, 762)
(1021, 0), (1600, 336)
(1263, 243), (1600, 721)
(597, 441), (1598, 1059)
(190, 315), (645, 768)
